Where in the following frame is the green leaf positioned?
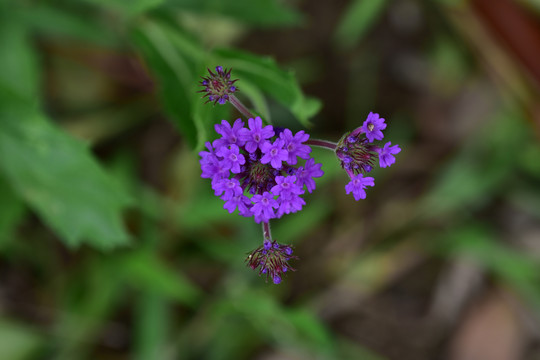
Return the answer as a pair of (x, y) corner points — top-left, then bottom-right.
(17, 4), (118, 46)
(335, 0), (389, 49)
(192, 86), (230, 150)
(214, 48), (321, 126)
(131, 19), (201, 147)
(233, 78), (271, 122)
(0, 101), (131, 249)
(81, 0), (165, 16)
(437, 225), (540, 307)
(0, 176), (25, 247)
(0, 17), (39, 100)
(166, 0), (303, 27)
(0, 321), (44, 360)
(117, 250), (202, 306)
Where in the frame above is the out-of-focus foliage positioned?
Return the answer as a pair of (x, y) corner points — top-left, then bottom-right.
(1, 0), (540, 359)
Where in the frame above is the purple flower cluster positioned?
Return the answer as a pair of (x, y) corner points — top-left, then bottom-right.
(246, 239), (298, 284)
(200, 117), (323, 223)
(198, 66), (238, 105)
(336, 112), (401, 200)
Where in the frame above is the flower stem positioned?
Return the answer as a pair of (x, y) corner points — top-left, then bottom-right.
(305, 139), (338, 151)
(262, 222), (272, 241)
(230, 95), (255, 119)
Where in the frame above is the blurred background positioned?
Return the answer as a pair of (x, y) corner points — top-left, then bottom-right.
(1, 0), (540, 359)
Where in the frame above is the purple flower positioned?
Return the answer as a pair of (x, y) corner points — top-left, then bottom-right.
(271, 176), (304, 199)
(238, 117), (275, 153)
(212, 178), (243, 200)
(216, 144), (245, 173)
(200, 149), (228, 180)
(260, 139), (288, 169)
(279, 129), (311, 165)
(223, 194), (252, 216)
(276, 194), (305, 217)
(212, 119), (245, 148)
(251, 191), (278, 223)
(376, 142), (401, 168)
(345, 174), (375, 200)
(296, 158), (324, 193)
(361, 112), (386, 143)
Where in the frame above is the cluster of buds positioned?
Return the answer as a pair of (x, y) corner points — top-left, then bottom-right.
(199, 66), (237, 105)
(246, 238), (298, 284)
(198, 66), (401, 284)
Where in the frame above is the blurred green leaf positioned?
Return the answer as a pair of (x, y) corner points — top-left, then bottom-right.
(285, 308), (334, 353)
(134, 293), (169, 360)
(214, 48), (321, 126)
(421, 109), (526, 216)
(438, 224), (540, 307)
(335, 0), (389, 48)
(0, 17), (39, 100)
(0, 176), (25, 247)
(0, 321), (44, 360)
(192, 86), (230, 150)
(233, 78), (271, 122)
(166, 0), (303, 27)
(0, 102), (131, 249)
(19, 4), (118, 45)
(118, 250), (202, 306)
(132, 19), (200, 147)
(82, 0), (165, 16)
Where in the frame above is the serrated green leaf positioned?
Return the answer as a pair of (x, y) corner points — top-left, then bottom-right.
(0, 102), (131, 249)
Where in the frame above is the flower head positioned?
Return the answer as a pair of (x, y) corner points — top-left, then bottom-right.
(246, 239), (298, 284)
(200, 118), (323, 222)
(199, 66), (238, 105)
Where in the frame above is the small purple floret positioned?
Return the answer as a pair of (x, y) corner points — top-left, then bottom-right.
(345, 174), (375, 201)
(376, 142), (401, 168)
(279, 129), (311, 165)
(213, 119), (245, 148)
(361, 112), (387, 143)
(239, 117), (275, 153)
(296, 158), (324, 193)
(260, 139), (288, 169)
(216, 144), (245, 174)
(251, 191), (279, 223)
